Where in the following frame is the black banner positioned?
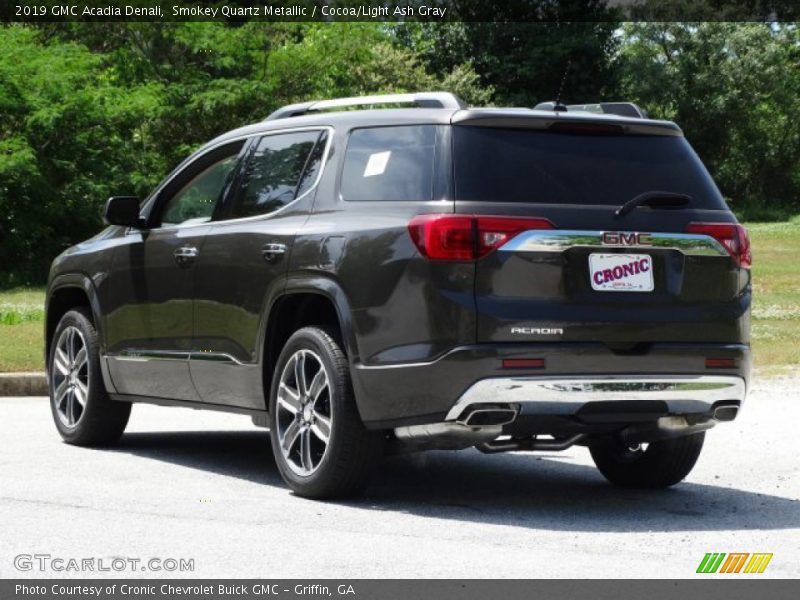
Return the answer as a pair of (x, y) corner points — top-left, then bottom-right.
(3, 0), (800, 23)
(3, 580), (800, 600)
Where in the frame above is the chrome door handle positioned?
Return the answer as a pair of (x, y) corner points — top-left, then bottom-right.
(173, 246), (199, 266)
(262, 243), (287, 262)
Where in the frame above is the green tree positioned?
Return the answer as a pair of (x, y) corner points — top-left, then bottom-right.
(618, 23), (800, 217)
(398, 1), (620, 107)
(0, 22), (491, 284)
(0, 26), (163, 285)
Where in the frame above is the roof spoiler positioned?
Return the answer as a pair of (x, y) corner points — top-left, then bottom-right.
(265, 92), (466, 121)
(534, 101), (648, 119)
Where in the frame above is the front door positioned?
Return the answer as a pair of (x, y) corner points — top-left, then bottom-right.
(104, 142), (245, 400)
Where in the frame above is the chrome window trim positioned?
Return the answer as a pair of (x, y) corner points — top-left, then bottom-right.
(137, 126), (334, 233)
(499, 229), (729, 257)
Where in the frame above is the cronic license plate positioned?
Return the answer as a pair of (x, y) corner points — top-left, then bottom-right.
(589, 253), (654, 292)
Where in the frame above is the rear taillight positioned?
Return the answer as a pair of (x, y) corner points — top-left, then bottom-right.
(685, 222), (752, 268)
(408, 214), (554, 261)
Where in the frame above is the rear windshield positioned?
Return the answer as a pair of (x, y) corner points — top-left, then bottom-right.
(453, 126), (726, 209)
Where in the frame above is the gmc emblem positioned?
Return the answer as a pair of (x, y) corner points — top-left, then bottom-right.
(601, 231), (653, 246)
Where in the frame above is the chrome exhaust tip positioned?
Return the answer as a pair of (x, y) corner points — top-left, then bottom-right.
(713, 403), (739, 422)
(457, 405), (519, 427)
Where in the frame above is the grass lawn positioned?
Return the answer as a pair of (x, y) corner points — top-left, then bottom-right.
(0, 322), (43, 372)
(1, 218), (798, 374)
(748, 216), (800, 375)
(0, 287), (45, 372)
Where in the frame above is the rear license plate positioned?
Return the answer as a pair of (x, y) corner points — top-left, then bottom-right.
(589, 253), (654, 292)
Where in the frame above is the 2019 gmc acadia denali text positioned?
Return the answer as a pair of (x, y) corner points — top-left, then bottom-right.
(45, 93), (751, 498)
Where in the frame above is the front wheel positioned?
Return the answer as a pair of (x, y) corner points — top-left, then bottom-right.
(589, 432), (705, 488)
(48, 308), (131, 446)
(268, 327), (383, 498)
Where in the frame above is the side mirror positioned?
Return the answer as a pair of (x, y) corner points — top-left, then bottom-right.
(104, 196), (143, 228)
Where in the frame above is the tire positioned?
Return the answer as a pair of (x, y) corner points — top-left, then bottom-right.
(268, 326), (383, 498)
(48, 308), (131, 446)
(589, 432), (705, 489)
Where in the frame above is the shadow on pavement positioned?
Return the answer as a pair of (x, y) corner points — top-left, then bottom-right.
(112, 430), (800, 533)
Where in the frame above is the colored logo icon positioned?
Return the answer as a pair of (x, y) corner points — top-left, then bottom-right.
(697, 553), (773, 574)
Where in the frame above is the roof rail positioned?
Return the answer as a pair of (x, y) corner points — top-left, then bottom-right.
(533, 101), (648, 119)
(265, 92), (466, 121)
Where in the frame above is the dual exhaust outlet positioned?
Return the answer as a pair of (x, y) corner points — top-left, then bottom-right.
(455, 401), (740, 426)
(392, 401), (740, 454)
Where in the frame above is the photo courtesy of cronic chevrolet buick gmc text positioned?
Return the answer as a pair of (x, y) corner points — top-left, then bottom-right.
(45, 92), (751, 498)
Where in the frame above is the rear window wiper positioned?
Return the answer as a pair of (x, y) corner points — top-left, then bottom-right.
(615, 191), (691, 217)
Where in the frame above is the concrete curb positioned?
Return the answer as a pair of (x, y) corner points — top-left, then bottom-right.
(0, 372), (48, 396)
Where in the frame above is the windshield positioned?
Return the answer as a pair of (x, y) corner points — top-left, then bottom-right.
(453, 126), (726, 209)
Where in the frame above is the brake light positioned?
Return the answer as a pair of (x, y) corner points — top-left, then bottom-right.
(408, 215), (554, 261)
(685, 222), (752, 268)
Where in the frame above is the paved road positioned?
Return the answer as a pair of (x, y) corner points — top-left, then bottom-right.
(1, 376), (798, 579)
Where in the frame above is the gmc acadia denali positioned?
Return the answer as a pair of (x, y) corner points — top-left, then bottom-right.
(45, 92), (751, 498)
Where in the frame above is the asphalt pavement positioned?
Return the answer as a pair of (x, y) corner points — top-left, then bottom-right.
(1, 376), (798, 578)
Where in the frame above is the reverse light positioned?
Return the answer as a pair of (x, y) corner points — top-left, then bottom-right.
(685, 222), (752, 268)
(408, 214), (555, 261)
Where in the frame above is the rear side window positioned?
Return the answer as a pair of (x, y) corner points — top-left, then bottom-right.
(341, 125), (438, 201)
(453, 126), (726, 209)
(229, 130), (324, 219)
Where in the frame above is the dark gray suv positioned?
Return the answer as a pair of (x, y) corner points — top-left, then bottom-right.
(45, 92), (751, 498)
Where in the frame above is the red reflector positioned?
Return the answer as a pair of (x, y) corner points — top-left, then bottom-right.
(685, 222), (752, 268)
(502, 358), (545, 369)
(705, 358), (737, 369)
(408, 214), (554, 261)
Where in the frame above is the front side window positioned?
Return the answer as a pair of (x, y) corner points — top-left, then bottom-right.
(159, 153), (240, 227)
(341, 125), (438, 201)
(229, 130), (324, 220)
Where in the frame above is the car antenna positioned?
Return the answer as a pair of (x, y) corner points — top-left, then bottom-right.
(552, 59), (571, 112)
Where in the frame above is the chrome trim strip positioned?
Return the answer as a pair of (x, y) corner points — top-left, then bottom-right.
(107, 350), (189, 363)
(107, 350), (246, 365)
(189, 351), (247, 366)
(499, 230), (729, 257)
(445, 375), (746, 420)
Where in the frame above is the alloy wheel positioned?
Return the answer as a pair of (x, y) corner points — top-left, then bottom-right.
(275, 349), (332, 476)
(51, 326), (89, 427)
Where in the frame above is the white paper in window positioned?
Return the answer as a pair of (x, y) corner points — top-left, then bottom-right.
(363, 151), (391, 177)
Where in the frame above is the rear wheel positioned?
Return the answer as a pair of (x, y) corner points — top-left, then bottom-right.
(589, 432), (705, 488)
(268, 327), (383, 498)
(48, 308), (131, 445)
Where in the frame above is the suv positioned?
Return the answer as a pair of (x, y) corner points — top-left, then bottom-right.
(45, 92), (751, 498)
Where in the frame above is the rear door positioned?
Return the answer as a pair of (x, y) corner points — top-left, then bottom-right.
(451, 121), (750, 346)
(190, 128), (329, 409)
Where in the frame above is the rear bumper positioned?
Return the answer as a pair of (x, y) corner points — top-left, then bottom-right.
(353, 342), (751, 428)
(445, 375), (746, 421)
